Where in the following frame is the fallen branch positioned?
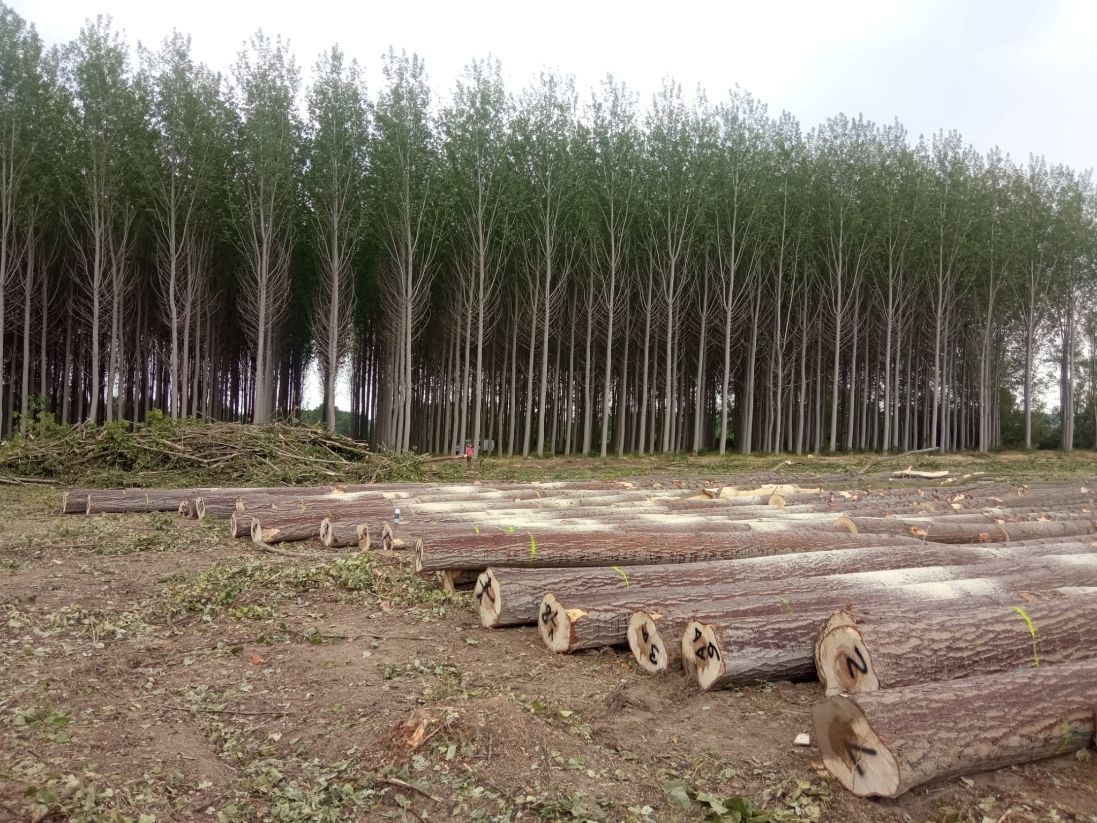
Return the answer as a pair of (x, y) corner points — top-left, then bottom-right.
(858, 446), (940, 475)
(375, 776), (442, 803)
(891, 466), (949, 479)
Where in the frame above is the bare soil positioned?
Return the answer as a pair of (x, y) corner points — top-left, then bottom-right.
(2, 461), (1096, 822)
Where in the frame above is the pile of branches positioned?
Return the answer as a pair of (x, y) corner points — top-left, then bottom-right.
(0, 417), (428, 486)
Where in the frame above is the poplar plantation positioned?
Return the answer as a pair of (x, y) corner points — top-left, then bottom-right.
(0, 4), (1094, 454)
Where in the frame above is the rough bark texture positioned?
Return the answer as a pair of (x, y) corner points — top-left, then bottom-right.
(85, 489), (204, 514)
(687, 612), (835, 688)
(419, 529), (919, 573)
(812, 657), (1097, 798)
(69, 481), (648, 517)
(538, 594), (638, 653)
(816, 593), (1097, 695)
(229, 513), (252, 539)
(71, 483), (410, 515)
(543, 540), (1097, 656)
(475, 541), (1096, 628)
(847, 516), (1097, 543)
(631, 584), (1095, 676)
(320, 519), (371, 550)
(684, 557), (1097, 689)
(250, 512), (326, 544)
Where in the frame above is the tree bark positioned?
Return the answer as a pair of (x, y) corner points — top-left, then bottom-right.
(420, 528), (919, 573)
(846, 516), (1097, 543)
(319, 518), (371, 550)
(475, 541), (1094, 629)
(541, 540), (1097, 657)
(816, 592), (1097, 696)
(812, 657), (1097, 799)
(684, 555), (1097, 690)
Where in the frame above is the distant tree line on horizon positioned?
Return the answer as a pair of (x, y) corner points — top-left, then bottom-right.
(0, 3), (1095, 456)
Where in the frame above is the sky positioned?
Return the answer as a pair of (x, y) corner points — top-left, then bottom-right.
(14, 0), (1095, 409)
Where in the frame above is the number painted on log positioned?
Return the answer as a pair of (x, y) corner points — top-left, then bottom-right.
(846, 743), (877, 776)
(845, 647), (868, 678)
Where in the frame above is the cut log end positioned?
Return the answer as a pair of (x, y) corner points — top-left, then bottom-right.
(357, 524), (370, 551)
(627, 610), (669, 674)
(537, 596), (587, 654)
(835, 515), (858, 534)
(475, 569), (503, 627)
(381, 523), (394, 551)
(685, 620), (726, 690)
(195, 497), (208, 520)
(813, 608), (861, 684)
(177, 500), (191, 517)
(320, 518), (334, 547)
(817, 626), (880, 696)
(812, 695), (901, 798)
(413, 539), (425, 572)
(538, 593), (575, 653)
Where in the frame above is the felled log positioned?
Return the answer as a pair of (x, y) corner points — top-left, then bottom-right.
(238, 499), (411, 543)
(480, 536), (1096, 630)
(61, 489), (92, 514)
(251, 513), (324, 544)
(76, 483), (403, 515)
(229, 512), (252, 539)
(815, 593), (1097, 696)
(812, 657), (1097, 798)
(544, 539), (1097, 655)
(845, 516), (1097, 543)
(658, 496), (783, 510)
(891, 467), (949, 479)
(719, 484), (819, 498)
(320, 519), (371, 550)
(684, 555), (1097, 689)
(418, 527), (915, 574)
(85, 488), (201, 514)
(628, 584), (1091, 676)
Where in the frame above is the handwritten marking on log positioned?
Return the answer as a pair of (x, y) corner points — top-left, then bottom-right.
(846, 647), (869, 679)
(847, 743), (878, 776)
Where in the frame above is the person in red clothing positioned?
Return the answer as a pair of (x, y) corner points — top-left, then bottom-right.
(464, 440), (475, 467)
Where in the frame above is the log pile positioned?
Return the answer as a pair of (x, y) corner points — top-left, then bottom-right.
(61, 477), (1097, 797)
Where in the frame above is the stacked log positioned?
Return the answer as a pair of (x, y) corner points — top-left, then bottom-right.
(846, 515), (1097, 543)
(85, 488), (204, 514)
(683, 555), (1097, 690)
(417, 528), (915, 574)
(476, 534), (934, 628)
(65, 479), (651, 517)
(539, 540), (1097, 654)
(812, 657), (1097, 798)
(814, 594), (1097, 695)
(628, 583), (1097, 676)
(319, 519), (371, 550)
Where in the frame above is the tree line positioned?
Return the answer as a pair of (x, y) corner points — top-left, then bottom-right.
(0, 4), (1095, 456)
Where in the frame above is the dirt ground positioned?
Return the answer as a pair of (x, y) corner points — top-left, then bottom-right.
(2, 460), (1097, 822)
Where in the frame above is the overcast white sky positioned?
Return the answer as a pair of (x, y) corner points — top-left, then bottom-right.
(17, 0), (1096, 173)
(14, 0), (1095, 409)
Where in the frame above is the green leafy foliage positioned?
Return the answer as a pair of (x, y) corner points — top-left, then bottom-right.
(165, 554), (376, 619)
(659, 778), (824, 823)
